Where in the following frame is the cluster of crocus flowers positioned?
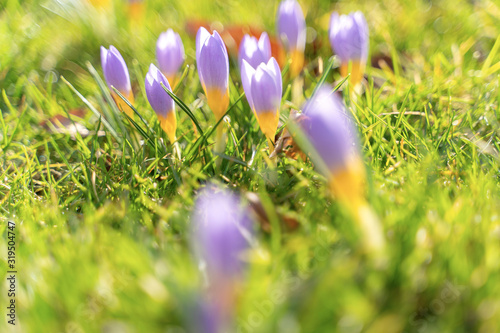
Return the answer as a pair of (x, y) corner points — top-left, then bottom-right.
(329, 11), (369, 86)
(156, 29), (185, 86)
(191, 185), (252, 332)
(238, 32), (272, 70)
(101, 45), (134, 118)
(241, 58), (282, 149)
(277, 0), (306, 77)
(296, 86), (384, 252)
(144, 64), (177, 143)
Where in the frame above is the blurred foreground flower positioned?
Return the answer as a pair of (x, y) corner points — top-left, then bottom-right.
(238, 32), (272, 70)
(241, 58), (282, 149)
(329, 11), (369, 86)
(100, 45), (134, 118)
(277, 0), (306, 77)
(156, 29), (185, 86)
(296, 86), (384, 253)
(145, 64), (177, 143)
(191, 185), (253, 331)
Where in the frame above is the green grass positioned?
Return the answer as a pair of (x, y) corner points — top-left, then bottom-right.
(1, 0), (500, 332)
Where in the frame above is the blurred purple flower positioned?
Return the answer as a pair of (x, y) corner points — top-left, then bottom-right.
(276, 0), (306, 76)
(277, 0), (306, 53)
(299, 86), (360, 176)
(329, 11), (369, 85)
(238, 32), (272, 70)
(196, 27), (230, 121)
(191, 185), (252, 281)
(100, 45), (134, 117)
(241, 57), (282, 146)
(145, 64), (177, 142)
(156, 29), (185, 85)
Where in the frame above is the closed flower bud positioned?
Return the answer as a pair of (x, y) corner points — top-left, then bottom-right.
(329, 11), (369, 86)
(299, 86), (364, 204)
(100, 45), (134, 118)
(192, 185), (252, 283)
(145, 64), (177, 143)
(241, 57), (282, 148)
(238, 32), (272, 70)
(196, 27), (230, 122)
(277, 0), (306, 76)
(156, 29), (185, 86)
(191, 185), (253, 332)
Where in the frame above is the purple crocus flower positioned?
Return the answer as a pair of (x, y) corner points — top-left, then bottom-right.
(329, 11), (369, 85)
(190, 186), (253, 333)
(238, 32), (272, 70)
(241, 57), (282, 147)
(276, 0), (306, 76)
(299, 85), (361, 178)
(156, 29), (185, 85)
(299, 87), (385, 252)
(191, 185), (252, 282)
(145, 64), (176, 142)
(101, 45), (134, 117)
(196, 27), (230, 122)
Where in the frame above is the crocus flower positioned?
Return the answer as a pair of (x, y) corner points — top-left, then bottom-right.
(300, 86), (362, 196)
(241, 57), (282, 148)
(238, 32), (272, 70)
(145, 64), (176, 143)
(277, 0), (306, 77)
(191, 185), (253, 332)
(297, 86), (385, 252)
(329, 11), (369, 86)
(191, 185), (252, 282)
(101, 45), (134, 118)
(156, 29), (185, 85)
(196, 27), (230, 122)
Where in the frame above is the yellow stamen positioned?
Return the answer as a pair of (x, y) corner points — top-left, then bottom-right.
(254, 110), (280, 149)
(112, 91), (135, 119)
(289, 49), (305, 77)
(340, 60), (365, 87)
(204, 86), (230, 121)
(87, 0), (110, 8)
(128, 1), (144, 22)
(157, 110), (177, 143)
(165, 74), (177, 89)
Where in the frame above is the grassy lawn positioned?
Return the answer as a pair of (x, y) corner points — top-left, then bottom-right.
(1, 0), (500, 332)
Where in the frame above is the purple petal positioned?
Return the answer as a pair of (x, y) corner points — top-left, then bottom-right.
(258, 32), (272, 60)
(101, 45), (132, 94)
(100, 46), (108, 72)
(329, 11), (369, 62)
(213, 30), (228, 59)
(198, 31), (229, 92)
(192, 185), (252, 279)
(239, 33), (272, 69)
(277, 0), (306, 52)
(145, 64), (174, 118)
(196, 27), (211, 61)
(250, 63), (281, 113)
(156, 29), (185, 77)
(240, 59), (256, 110)
(301, 86), (360, 174)
(196, 27), (211, 86)
(267, 57), (282, 100)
